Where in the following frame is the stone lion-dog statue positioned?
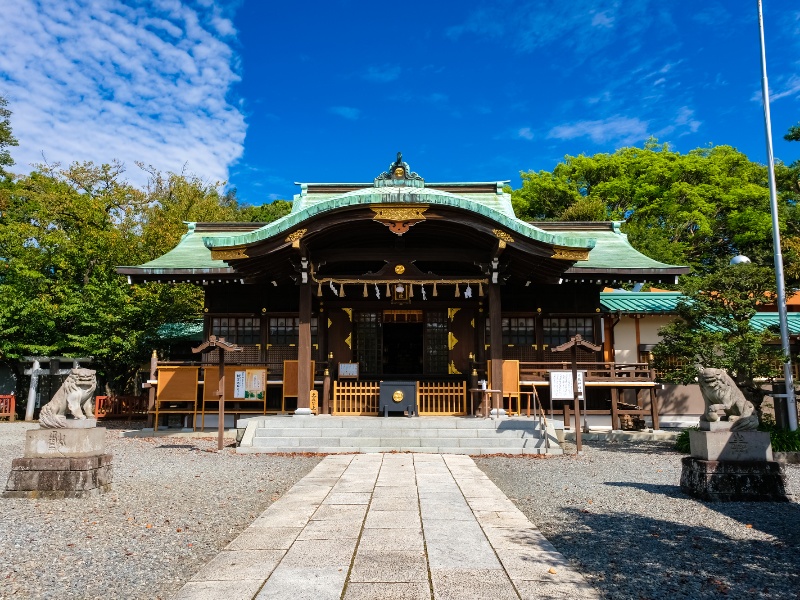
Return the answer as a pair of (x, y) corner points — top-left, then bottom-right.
(39, 368), (97, 428)
(697, 366), (759, 431)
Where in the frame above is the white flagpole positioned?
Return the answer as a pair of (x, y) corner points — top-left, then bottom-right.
(757, 0), (798, 430)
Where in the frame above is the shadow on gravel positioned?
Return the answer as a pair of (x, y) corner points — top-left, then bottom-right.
(157, 444), (197, 449)
(579, 440), (679, 455)
(545, 506), (800, 600)
(604, 480), (685, 498)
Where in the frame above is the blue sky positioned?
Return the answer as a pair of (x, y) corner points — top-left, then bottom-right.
(1, 1), (799, 205)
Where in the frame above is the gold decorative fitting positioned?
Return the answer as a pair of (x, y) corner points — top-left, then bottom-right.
(344, 333), (352, 349)
(448, 361), (462, 375)
(211, 247), (248, 260)
(551, 246), (590, 261)
(493, 229), (514, 243)
(392, 390), (404, 403)
(448, 308), (460, 321)
(448, 332), (458, 350)
(394, 264), (405, 275)
(285, 229), (307, 243)
(343, 308), (352, 321)
(371, 205), (428, 236)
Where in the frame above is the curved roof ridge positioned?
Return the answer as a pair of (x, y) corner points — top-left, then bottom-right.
(204, 186), (596, 251)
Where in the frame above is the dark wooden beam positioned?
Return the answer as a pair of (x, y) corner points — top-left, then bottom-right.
(296, 283), (312, 413)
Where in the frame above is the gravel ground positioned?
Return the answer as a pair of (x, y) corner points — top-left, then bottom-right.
(476, 440), (800, 600)
(0, 421), (321, 600)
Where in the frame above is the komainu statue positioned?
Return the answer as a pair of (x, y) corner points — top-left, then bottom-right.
(39, 368), (97, 428)
(697, 366), (759, 431)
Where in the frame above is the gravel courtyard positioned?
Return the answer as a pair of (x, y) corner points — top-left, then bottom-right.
(0, 422), (321, 600)
(0, 423), (798, 600)
(476, 441), (800, 600)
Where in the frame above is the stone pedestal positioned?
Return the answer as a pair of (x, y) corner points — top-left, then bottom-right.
(4, 425), (112, 499)
(680, 457), (790, 502)
(680, 430), (789, 502)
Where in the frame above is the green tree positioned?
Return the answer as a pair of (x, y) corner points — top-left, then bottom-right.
(785, 123), (800, 143)
(652, 263), (783, 410)
(513, 141), (792, 276)
(0, 96), (18, 176)
(0, 161), (201, 393)
(241, 199), (292, 222)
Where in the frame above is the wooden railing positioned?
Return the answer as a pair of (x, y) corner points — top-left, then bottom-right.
(94, 395), (149, 420)
(518, 362), (654, 382)
(332, 380), (469, 416)
(418, 381), (467, 415)
(332, 381), (380, 415)
(0, 394), (15, 421)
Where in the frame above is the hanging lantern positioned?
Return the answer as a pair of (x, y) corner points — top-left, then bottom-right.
(433, 282), (438, 297)
(317, 282), (322, 297)
(339, 283), (345, 297)
(455, 283), (461, 297)
(363, 282), (368, 297)
(478, 283), (484, 297)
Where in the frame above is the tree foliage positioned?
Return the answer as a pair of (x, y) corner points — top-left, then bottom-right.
(0, 101), (289, 394)
(652, 263), (783, 407)
(512, 139), (800, 278)
(0, 96), (18, 175)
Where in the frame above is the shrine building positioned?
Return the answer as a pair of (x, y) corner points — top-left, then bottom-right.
(119, 154), (689, 429)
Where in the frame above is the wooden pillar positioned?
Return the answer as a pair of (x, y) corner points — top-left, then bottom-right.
(610, 387), (620, 431)
(147, 351), (157, 428)
(488, 284), (503, 414)
(296, 283), (312, 414)
(649, 368), (660, 430)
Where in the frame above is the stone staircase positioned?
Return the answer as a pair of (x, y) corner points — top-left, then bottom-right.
(236, 415), (562, 455)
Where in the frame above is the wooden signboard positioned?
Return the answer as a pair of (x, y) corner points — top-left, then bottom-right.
(338, 362), (359, 379)
(549, 370), (586, 400)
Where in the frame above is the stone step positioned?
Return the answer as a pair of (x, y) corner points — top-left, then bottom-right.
(237, 446), (561, 455)
(252, 427), (544, 439)
(237, 415), (562, 455)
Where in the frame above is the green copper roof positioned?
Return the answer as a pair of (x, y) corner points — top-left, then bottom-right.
(119, 224), (249, 274)
(600, 292), (683, 313)
(542, 223), (684, 272)
(751, 313), (800, 335)
(204, 186), (594, 251)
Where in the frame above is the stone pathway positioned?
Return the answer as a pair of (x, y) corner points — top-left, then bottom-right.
(174, 454), (598, 600)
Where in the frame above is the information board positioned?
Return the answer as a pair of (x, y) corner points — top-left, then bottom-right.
(549, 370), (586, 400)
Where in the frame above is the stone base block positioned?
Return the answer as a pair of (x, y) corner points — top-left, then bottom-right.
(689, 430), (772, 461)
(680, 456), (791, 502)
(24, 427), (106, 458)
(4, 454), (113, 499)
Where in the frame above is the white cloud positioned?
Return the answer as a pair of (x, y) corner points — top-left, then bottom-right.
(329, 106), (361, 120)
(547, 116), (649, 145)
(517, 127), (534, 140)
(0, 0), (245, 185)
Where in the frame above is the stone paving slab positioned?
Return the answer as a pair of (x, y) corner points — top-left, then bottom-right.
(175, 453), (599, 600)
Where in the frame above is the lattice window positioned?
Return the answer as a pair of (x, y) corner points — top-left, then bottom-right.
(210, 317), (261, 345)
(542, 317), (594, 348)
(425, 311), (448, 375)
(355, 312), (382, 375)
(267, 316), (318, 346)
(502, 317), (535, 346)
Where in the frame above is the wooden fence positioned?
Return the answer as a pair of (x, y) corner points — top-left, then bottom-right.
(0, 394), (15, 421)
(94, 395), (149, 420)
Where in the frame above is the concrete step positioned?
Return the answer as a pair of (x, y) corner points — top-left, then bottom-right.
(237, 415), (561, 455)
